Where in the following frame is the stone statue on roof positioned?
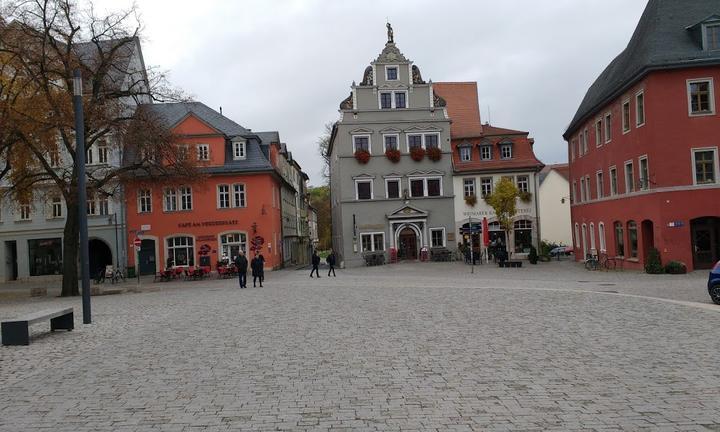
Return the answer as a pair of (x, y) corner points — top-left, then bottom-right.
(386, 22), (394, 44)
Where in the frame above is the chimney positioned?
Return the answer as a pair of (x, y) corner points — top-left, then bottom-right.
(219, 106), (223, 115)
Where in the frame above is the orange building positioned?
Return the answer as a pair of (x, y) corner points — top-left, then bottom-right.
(125, 102), (285, 275)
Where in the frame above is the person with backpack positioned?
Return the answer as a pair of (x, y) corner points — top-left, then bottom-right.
(310, 250), (321, 278)
(234, 251), (248, 288)
(326, 249), (336, 277)
(251, 254), (264, 287)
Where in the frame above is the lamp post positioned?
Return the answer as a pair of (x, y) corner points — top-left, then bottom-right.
(74, 69), (91, 324)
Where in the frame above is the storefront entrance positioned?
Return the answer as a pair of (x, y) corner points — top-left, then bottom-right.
(691, 217), (720, 270)
(4, 241), (18, 281)
(138, 239), (157, 275)
(398, 227), (418, 260)
(89, 239), (113, 279)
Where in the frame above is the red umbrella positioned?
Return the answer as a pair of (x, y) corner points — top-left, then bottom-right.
(482, 217), (490, 247)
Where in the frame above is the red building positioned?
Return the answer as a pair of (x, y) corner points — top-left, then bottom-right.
(564, 0), (720, 271)
(125, 102), (285, 275)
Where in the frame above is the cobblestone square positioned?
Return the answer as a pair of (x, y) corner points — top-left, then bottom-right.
(2, 261), (720, 431)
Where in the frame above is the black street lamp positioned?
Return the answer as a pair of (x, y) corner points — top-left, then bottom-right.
(73, 69), (91, 324)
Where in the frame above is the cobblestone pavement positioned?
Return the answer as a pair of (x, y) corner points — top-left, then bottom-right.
(2, 261), (720, 431)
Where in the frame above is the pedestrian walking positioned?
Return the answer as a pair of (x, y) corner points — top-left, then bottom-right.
(234, 251), (248, 288)
(326, 249), (336, 277)
(310, 250), (321, 278)
(251, 254), (264, 287)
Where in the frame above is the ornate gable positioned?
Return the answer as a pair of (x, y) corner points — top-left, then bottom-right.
(387, 204), (429, 220)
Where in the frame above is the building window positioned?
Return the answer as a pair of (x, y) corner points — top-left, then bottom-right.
(353, 135), (371, 153)
(639, 157), (649, 190)
(516, 175), (529, 193)
(425, 134), (439, 150)
(430, 228), (445, 248)
(463, 178), (476, 197)
(427, 178), (441, 196)
(384, 135), (398, 152)
(627, 221), (638, 259)
(177, 145), (189, 161)
(49, 147), (61, 167)
(180, 186), (192, 210)
(589, 223), (596, 251)
(97, 194), (109, 215)
(622, 100), (630, 133)
(409, 177), (442, 198)
(407, 134), (422, 151)
(624, 161), (634, 193)
(356, 180), (373, 200)
(610, 167), (618, 196)
(571, 181), (577, 203)
(233, 184), (246, 207)
(220, 232), (247, 258)
(167, 236), (194, 267)
(386, 66), (398, 80)
(569, 140), (575, 161)
(596, 171), (604, 198)
(197, 144), (209, 161)
(360, 232), (385, 252)
(598, 222), (606, 252)
(85, 147), (94, 165)
(50, 196), (63, 219)
(480, 177), (493, 197)
(708, 25), (720, 50)
(585, 176), (591, 201)
(636, 91), (645, 126)
(604, 113), (612, 143)
(164, 188), (178, 212)
(380, 92), (392, 109)
(614, 222), (625, 257)
(583, 129), (589, 154)
(579, 178), (585, 202)
(480, 145), (492, 160)
(232, 141), (246, 160)
(138, 189), (152, 213)
(395, 92), (406, 109)
(459, 147), (471, 162)
(688, 79), (714, 115)
(28, 238), (62, 276)
(574, 223), (580, 248)
(98, 142), (109, 164)
(218, 185), (230, 209)
(513, 219), (532, 253)
(693, 148), (718, 184)
(500, 144), (512, 159)
(595, 119), (602, 146)
(386, 178), (400, 199)
(409, 178), (424, 198)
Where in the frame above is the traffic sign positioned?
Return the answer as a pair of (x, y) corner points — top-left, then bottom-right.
(133, 238), (141, 248)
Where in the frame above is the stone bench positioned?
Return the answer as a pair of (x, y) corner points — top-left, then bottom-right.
(1, 307), (74, 346)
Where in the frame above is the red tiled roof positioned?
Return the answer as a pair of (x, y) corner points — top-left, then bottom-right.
(541, 163), (570, 181)
(451, 134), (544, 173)
(433, 82), (483, 138)
(481, 124), (528, 136)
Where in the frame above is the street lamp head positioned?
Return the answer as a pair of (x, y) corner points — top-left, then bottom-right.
(73, 69), (82, 96)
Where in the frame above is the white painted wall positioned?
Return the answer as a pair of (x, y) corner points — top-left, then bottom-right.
(538, 170), (572, 245)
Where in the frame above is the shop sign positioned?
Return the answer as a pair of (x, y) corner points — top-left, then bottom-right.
(196, 235), (216, 242)
(178, 220), (238, 228)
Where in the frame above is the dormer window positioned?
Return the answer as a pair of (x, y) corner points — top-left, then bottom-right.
(233, 141), (246, 160)
(459, 147), (471, 162)
(386, 66), (398, 81)
(197, 144), (209, 161)
(707, 24), (720, 50)
(500, 144), (513, 159)
(480, 145), (492, 160)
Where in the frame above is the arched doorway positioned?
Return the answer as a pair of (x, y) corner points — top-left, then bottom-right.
(398, 227), (418, 260)
(89, 239), (113, 279)
(691, 217), (720, 269)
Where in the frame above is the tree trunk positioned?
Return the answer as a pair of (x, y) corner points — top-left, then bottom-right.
(61, 200), (80, 297)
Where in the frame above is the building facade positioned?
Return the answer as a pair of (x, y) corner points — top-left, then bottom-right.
(538, 164), (572, 246)
(329, 31), (456, 267)
(564, 0), (720, 270)
(124, 102), (284, 274)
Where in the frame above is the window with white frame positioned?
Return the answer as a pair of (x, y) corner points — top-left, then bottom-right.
(407, 133), (439, 151)
(407, 134), (422, 151)
(596, 171), (604, 198)
(500, 144), (512, 159)
(624, 161), (634, 193)
(604, 113), (612, 142)
(589, 223), (596, 251)
(50, 196), (62, 219)
(639, 156), (649, 190)
(85, 147), (94, 165)
(49, 147), (61, 167)
(180, 186), (192, 210)
(610, 167), (618, 196)
(409, 177), (442, 198)
(197, 144), (209, 161)
(220, 233), (247, 258)
(425, 134), (439, 149)
(164, 188), (177, 211)
(177, 145), (189, 161)
(463, 178), (476, 197)
(380, 92), (392, 109)
(579, 178), (586, 202)
(598, 222), (607, 251)
(218, 185), (230, 209)
(693, 148), (718, 184)
(360, 232), (385, 252)
(688, 79), (715, 115)
(480, 177), (493, 197)
(386, 66), (398, 81)
(138, 189), (152, 213)
(708, 25), (720, 50)
(384, 135), (398, 152)
(232, 141), (246, 160)
(480, 145), (492, 160)
(574, 223), (580, 248)
(19, 201), (32, 221)
(595, 119), (602, 146)
(97, 194), (109, 215)
(583, 129), (589, 154)
(353, 135), (370, 153)
(572, 181), (577, 203)
(430, 228), (445, 248)
(379, 91), (408, 109)
(386, 178), (400, 199)
(395, 92), (406, 109)
(514, 219), (533, 253)
(167, 236), (194, 267)
(636, 91), (645, 126)
(459, 146), (471, 162)
(98, 141), (109, 164)
(622, 100), (630, 133)
(232, 184), (246, 207)
(585, 175), (591, 201)
(356, 179), (373, 200)
(516, 175), (529, 193)
(86, 193), (96, 215)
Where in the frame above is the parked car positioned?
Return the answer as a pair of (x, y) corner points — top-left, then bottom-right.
(708, 260), (720, 305)
(550, 246), (574, 257)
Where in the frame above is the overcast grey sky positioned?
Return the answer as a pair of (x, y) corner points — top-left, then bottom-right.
(94, 0), (648, 186)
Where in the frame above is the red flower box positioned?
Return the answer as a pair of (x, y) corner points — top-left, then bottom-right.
(426, 146), (442, 161)
(385, 149), (401, 163)
(410, 147), (426, 161)
(354, 149), (370, 164)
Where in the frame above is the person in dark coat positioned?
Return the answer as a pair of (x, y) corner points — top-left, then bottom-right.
(251, 254), (264, 287)
(326, 249), (336, 277)
(234, 251), (248, 288)
(310, 250), (321, 278)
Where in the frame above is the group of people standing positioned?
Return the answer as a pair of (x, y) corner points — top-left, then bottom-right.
(233, 251), (265, 288)
(310, 249), (336, 278)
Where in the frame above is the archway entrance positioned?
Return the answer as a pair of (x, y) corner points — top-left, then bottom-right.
(89, 239), (113, 279)
(138, 239), (157, 275)
(398, 227), (418, 260)
(691, 217), (720, 269)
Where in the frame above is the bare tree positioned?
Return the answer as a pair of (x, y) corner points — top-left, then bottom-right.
(317, 122), (334, 183)
(0, 0), (197, 296)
